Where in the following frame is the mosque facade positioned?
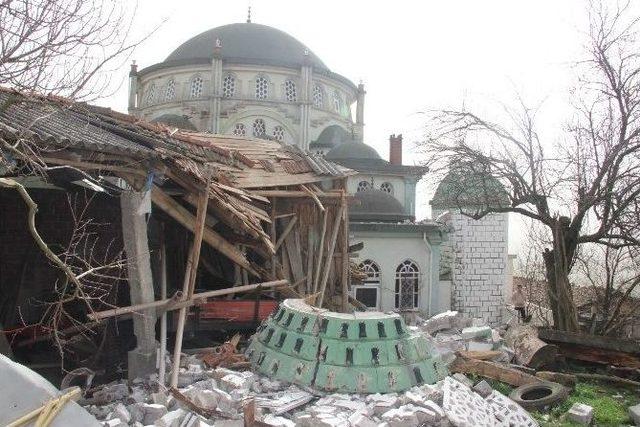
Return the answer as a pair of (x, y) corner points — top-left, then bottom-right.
(127, 18), (510, 323)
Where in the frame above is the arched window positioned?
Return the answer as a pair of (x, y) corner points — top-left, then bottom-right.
(233, 123), (246, 136)
(252, 118), (266, 137)
(354, 260), (381, 309)
(357, 181), (371, 192)
(255, 76), (269, 99)
(380, 182), (394, 194)
(190, 76), (203, 98)
(360, 260), (381, 282)
(332, 90), (342, 113)
(284, 80), (297, 102)
(313, 85), (324, 108)
(273, 125), (285, 142)
(395, 260), (419, 309)
(222, 74), (235, 98)
(145, 84), (156, 106)
(164, 79), (175, 101)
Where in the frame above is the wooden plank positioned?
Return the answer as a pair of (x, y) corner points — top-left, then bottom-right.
(274, 216), (298, 252)
(317, 204), (346, 308)
(251, 190), (343, 198)
(88, 280), (289, 321)
(449, 354), (542, 387)
(340, 192), (349, 312)
(285, 230), (304, 285)
(313, 212), (328, 293)
(538, 328), (640, 354)
(306, 228), (314, 295)
(151, 185), (257, 275)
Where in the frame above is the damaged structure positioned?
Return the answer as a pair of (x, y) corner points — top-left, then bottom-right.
(0, 87), (355, 381)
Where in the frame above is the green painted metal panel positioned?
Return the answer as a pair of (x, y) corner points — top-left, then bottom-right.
(246, 299), (448, 393)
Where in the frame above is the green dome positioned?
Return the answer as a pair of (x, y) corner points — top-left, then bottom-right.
(246, 299), (448, 393)
(325, 140), (382, 161)
(431, 165), (509, 210)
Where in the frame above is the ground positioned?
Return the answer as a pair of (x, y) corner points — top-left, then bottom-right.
(473, 376), (639, 426)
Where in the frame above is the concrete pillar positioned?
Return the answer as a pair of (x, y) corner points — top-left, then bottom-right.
(300, 55), (313, 150)
(210, 40), (223, 133)
(426, 233), (444, 316)
(404, 177), (418, 217)
(120, 190), (157, 380)
(128, 61), (138, 114)
(355, 82), (366, 142)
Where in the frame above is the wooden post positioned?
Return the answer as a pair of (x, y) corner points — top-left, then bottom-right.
(313, 212), (327, 293)
(170, 181), (210, 388)
(158, 225), (168, 386)
(340, 191), (349, 312)
(317, 204), (345, 308)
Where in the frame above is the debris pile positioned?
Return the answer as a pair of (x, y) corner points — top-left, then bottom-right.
(81, 354), (544, 426)
(416, 311), (512, 363)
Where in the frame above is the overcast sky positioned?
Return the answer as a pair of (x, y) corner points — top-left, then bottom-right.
(99, 0), (605, 257)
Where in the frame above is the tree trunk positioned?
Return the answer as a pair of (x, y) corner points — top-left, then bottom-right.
(542, 222), (579, 332)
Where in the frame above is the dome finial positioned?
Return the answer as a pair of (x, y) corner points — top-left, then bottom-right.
(247, 6), (252, 23)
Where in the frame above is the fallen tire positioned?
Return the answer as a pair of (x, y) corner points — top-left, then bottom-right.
(509, 381), (569, 410)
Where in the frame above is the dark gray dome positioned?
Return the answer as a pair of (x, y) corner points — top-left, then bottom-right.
(151, 114), (197, 131)
(325, 140), (382, 161)
(310, 125), (353, 148)
(165, 23), (328, 71)
(350, 189), (412, 222)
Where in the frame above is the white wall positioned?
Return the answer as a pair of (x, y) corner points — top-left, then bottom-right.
(433, 209), (509, 325)
(352, 232), (432, 315)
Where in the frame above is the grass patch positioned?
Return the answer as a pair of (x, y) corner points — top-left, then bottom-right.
(531, 380), (639, 426)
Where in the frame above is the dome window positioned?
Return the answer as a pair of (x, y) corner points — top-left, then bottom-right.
(190, 76), (203, 98)
(313, 85), (324, 108)
(357, 180), (371, 192)
(284, 80), (297, 102)
(145, 83), (156, 106)
(273, 125), (285, 142)
(233, 123), (246, 136)
(332, 91), (342, 113)
(380, 182), (394, 194)
(165, 79), (176, 101)
(395, 260), (419, 309)
(252, 118), (266, 137)
(255, 76), (269, 100)
(222, 74), (235, 98)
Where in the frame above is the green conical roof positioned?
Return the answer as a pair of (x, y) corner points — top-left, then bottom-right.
(431, 164), (509, 210)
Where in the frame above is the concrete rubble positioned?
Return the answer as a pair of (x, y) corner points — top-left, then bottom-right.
(71, 310), (555, 426)
(81, 363), (543, 427)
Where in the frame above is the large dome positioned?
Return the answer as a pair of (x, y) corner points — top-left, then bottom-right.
(325, 140), (382, 161)
(350, 189), (413, 222)
(163, 23), (328, 71)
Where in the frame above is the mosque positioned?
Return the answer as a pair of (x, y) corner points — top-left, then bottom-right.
(127, 14), (510, 325)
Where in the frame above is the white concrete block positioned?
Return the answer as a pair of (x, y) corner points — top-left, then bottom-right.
(567, 403), (593, 425)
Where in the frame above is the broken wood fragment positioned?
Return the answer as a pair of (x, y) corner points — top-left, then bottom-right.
(504, 325), (558, 369)
(449, 353), (542, 387)
(87, 280), (288, 321)
(151, 185), (257, 275)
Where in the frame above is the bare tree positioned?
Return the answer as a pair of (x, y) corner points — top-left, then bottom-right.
(575, 244), (640, 336)
(421, 0), (640, 332)
(0, 0), (157, 100)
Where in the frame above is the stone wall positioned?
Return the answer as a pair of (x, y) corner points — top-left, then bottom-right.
(433, 209), (508, 325)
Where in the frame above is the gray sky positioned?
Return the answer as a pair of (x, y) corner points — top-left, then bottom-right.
(100, 0), (595, 257)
